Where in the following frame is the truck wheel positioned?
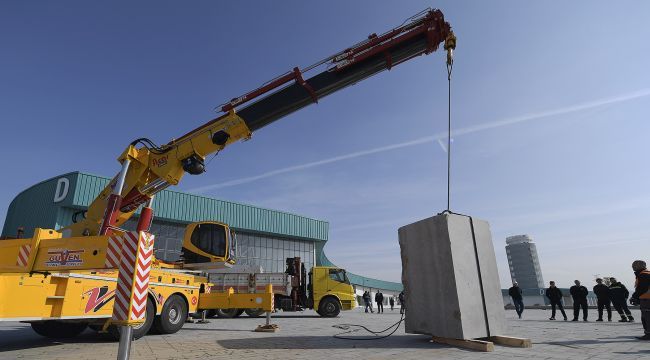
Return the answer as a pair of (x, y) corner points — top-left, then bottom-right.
(153, 294), (187, 334)
(31, 321), (88, 338)
(244, 308), (265, 317)
(318, 298), (341, 317)
(215, 309), (244, 318)
(107, 299), (155, 340)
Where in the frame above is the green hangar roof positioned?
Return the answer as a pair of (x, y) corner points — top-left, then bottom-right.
(2, 171), (403, 293)
(2, 172), (328, 241)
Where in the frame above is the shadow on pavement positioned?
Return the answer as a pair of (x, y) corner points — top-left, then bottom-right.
(515, 319), (636, 325)
(206, 315), (322, 319)
(181, 327), (255, 332)
(0, 327), (113, 353)
(540, 338), (639, 346)
(613, 350), (650, 354)
(218, 335), (449, 350)
(258, 315), (322, 319)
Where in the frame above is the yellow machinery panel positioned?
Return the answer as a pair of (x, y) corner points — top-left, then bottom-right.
(0, 228), (116, 273)
(0, 268), (204, 322)
(198, 285), (274, 312)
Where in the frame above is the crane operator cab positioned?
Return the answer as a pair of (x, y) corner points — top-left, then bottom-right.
(181, 221), (236, 269)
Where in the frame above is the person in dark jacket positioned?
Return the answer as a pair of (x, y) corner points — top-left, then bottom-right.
(398, 291), (406, 315)
(630, 260), (650, 340)
(609, 277), (634, 322)
(593, 278), (612, 321)
(362, 291), (373, 313)
(375, 291), (384, 313)
(389, 297), (395, 311)
(508, 281), (524, 319)
(570, 280), (589, 321)
(545, 281), (567, 321)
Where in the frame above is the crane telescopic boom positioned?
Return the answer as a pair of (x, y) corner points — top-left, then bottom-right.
(62, 8), (455, 238)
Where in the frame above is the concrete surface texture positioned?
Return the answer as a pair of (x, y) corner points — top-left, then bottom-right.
(399, 213), (507, 339)
(0, 309), (647, 360)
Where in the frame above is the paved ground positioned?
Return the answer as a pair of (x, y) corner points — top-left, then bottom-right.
(0, 309), (647, 359)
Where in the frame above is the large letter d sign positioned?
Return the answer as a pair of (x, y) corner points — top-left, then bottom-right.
(53, 178), (69, 203)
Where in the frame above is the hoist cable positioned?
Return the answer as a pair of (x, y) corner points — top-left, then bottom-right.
(446, 59), (453, 212)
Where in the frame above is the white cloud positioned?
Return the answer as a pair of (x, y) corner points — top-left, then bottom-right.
(187, 88), (650, 193)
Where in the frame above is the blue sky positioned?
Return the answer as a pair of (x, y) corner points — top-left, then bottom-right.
(1, 1), (649, 289)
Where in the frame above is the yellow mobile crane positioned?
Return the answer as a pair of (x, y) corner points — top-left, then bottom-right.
(0, 8), (455, 340)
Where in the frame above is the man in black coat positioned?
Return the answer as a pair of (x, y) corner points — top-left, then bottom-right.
(545, 281), (567, 321)
(375, 291), (384, 313)
(398, 291), (406, 315)
(362, 291), (373, 313)
(610, 277), (634, 322)
(593, 278), (612, 321)
(508, 281), (524, 319)
(570, 280), (589, 321)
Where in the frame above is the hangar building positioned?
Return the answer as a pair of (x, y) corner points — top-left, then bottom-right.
(2, 172), (402, 304)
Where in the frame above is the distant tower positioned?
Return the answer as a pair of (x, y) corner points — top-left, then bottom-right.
(505, 235), (544, 289)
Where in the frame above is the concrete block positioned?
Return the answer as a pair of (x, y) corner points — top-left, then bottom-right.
(399, 213), (507, 339)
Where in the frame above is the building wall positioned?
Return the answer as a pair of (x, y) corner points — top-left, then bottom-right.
(2, 172), (329, 242)
(120, 217), (315, 273)
(2, 172), (402, 293)
(232, 232), (314, 273)
(2, 172), (323, 275)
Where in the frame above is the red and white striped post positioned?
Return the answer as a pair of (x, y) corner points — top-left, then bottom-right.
(111, 231), (154, 360)
(99, 161), (156, 360)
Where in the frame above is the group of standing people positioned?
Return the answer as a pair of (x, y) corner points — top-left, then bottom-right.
(362, 290), (386, 313)
(543, 278), (636, 323)
(361, 290), (405, 314)
(507, 260), (650, 340)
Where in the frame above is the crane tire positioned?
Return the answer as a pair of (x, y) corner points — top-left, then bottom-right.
(215, 309), (244, 318)
(244, 308), (265, 317)
(107, 299), (155, 340)
(153, 294), (187, 334)
(31, 321), (88, 339)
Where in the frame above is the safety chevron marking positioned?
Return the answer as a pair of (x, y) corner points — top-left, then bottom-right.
(131, 233), (154, 320)
(111, 231), (155, 324)
(105, 234), (125, 268)
(16, 244), (31, 267)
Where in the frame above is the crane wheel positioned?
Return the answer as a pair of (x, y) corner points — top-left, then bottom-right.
(153, 295), (187, 334)
(204, 309), (218, 318)
(107, 299), (155, 340)
(244, 308), (265, 317)
(215, 309), (244, 318)
(317, 297), (341, 318)
(31, 321), (88, 339)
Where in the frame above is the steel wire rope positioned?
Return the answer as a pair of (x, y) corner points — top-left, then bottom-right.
(446, 57), (453, 212)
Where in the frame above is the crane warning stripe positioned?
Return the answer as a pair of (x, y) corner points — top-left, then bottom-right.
(111, 231), (155, 324)
(112, 232), (138, 322)
(131, 234), (154, 320)
(16, 244), (32, 267)
(105, 235), (124, 268)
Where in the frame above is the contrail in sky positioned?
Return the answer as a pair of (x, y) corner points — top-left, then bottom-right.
(188, 88), (650, 193)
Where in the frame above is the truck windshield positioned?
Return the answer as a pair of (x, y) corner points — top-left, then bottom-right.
(329, 269), (349, 284)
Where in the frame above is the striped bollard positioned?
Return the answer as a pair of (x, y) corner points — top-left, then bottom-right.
(111, 231), (155, 360)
